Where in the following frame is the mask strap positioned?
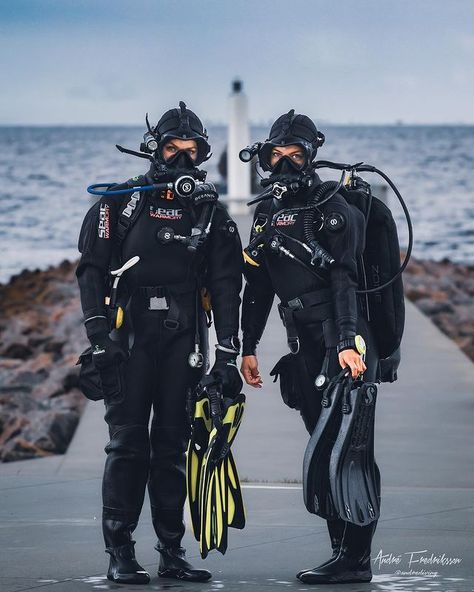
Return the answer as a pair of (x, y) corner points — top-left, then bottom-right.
(178, 100), (191, 135)
(281, 109), (296, 135)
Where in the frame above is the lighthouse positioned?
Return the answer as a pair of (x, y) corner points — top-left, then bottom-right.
(227, 79), (251, 204)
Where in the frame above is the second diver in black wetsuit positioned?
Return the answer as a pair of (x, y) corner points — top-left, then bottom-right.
(240, 111), (381, 585)
(76, 102), (243, 584)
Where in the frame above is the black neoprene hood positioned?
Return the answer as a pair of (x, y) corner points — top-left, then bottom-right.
(259, 109), (325, 172)
(155, 101), (211, 165)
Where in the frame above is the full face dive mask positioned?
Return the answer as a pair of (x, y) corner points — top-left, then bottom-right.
(140, 101), (211, 182)
(269, 147), (308, 184)
(164, 147), (197, 170)
(256, 110), (326, 195)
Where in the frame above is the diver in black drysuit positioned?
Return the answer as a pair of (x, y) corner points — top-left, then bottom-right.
(240, 111), (381, 585)
(76, 103), (243, 584)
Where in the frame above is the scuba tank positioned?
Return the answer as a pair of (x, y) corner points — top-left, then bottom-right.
(303, 162), (412, 382)
(342, 185), (405, 368)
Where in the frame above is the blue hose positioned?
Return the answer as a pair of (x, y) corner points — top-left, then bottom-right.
(87, 183), (157, 196)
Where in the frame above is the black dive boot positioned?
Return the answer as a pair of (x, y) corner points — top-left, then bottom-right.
(156, 544), (212, 582)
(296, 518), (345, 579)
(298, 521), (374, 585)
(152, 507), (211, 582)
(103, 518), (150, 585)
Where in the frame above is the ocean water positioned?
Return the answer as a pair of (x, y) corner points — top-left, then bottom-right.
(0, 125), (473, 284)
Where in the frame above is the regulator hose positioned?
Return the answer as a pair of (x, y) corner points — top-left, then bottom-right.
(304, 161), (413, 294)
(302, 180), (339, 248)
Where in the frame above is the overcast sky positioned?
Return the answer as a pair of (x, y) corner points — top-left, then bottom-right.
(1, 0), (473, 125)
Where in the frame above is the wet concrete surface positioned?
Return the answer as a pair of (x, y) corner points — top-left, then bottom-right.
(1, 478), (473, 591)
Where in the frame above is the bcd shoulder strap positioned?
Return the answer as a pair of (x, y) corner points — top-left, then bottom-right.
(250, 197), (275, 239)
(116, 190), (147, 247)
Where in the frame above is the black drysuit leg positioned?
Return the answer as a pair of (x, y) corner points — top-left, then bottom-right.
(295, 316), (381, 560)
(102, 341), (153, 548)
(147, 323), (204, 548)
(101, 304), (203, 550)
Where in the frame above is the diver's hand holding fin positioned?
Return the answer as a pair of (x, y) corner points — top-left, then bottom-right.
(338, 349), (366, 379)
(209, 349), (243, 398)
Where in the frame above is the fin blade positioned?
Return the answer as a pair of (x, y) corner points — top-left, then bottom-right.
(329, 383), (380, 526)
(226, 451), (246, 529)
(186, 393), (212, 542)
(303, 381), (343, 519)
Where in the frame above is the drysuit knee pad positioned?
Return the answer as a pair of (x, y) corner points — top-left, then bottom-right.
(105, 424), (150, 459)
(149, 425), (188, 458)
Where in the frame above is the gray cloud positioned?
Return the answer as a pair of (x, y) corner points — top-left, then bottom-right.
(1, 0), (474, 124)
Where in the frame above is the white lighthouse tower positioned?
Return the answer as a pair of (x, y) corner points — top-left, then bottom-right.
(227, 79), (251, 211)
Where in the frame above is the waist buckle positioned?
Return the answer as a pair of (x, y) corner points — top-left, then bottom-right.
(148, 296), (169, 311)
(287, 297), (303, 310)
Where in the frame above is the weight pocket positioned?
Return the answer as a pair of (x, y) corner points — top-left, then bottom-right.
(76, 347), (104, 401)
(269, 352), (302, 410)
(76, 348), (126, 403)
(98, 361), (125, 405)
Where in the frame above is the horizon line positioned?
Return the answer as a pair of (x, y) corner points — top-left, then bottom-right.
(1, 121), (474, 128)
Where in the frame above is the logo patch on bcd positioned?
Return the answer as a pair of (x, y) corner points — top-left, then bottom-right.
(149, 206), (183, 220)
(275, 212), (297, 227)
(98, 203), (110, 239)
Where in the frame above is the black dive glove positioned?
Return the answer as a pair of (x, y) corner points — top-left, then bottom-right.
(89, 333), (127, 369)
(210, 350), (243, 398)
(191, 182), (218, 206)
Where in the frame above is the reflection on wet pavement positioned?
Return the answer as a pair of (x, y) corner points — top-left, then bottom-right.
(65, 572), (471, 591)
